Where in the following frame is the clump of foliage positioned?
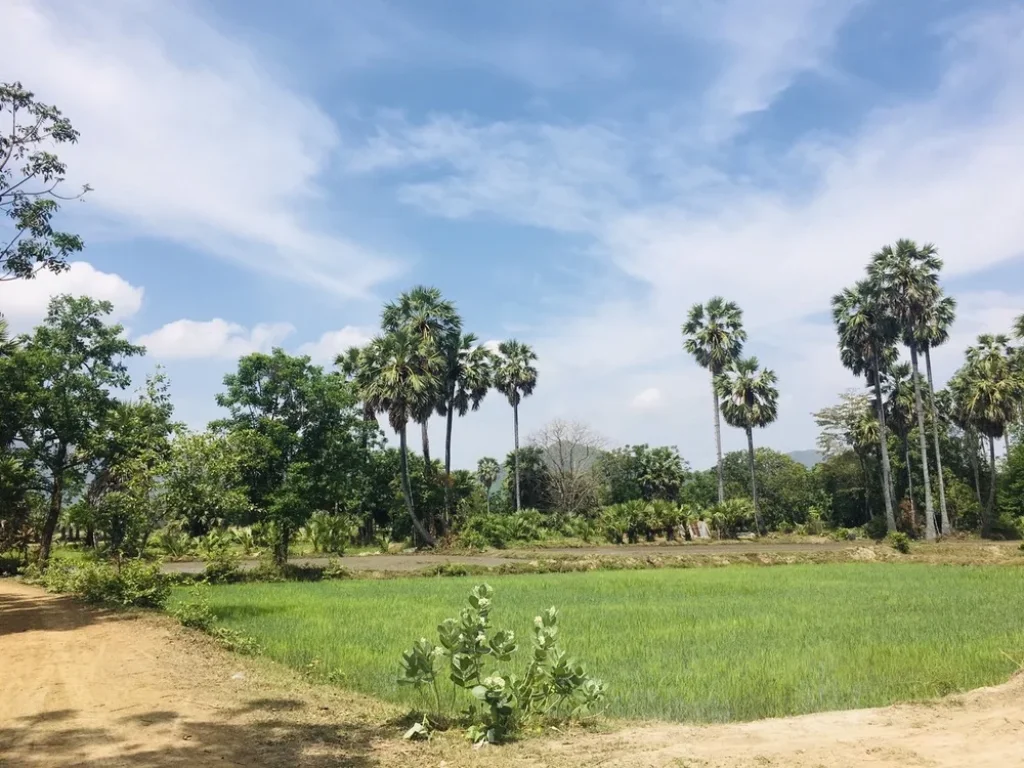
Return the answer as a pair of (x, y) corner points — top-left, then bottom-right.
(172, 582), (216, 630)
(708, 498), (756, 538)
(36, 559), (169, 608)
(198, 529), (242, 583)
(152, 521), (194, 559)
(888, 531), (911, 554)
(458, 509), (545, 549)
(397, 584), (605, 744)
(303, 511), (357, 555)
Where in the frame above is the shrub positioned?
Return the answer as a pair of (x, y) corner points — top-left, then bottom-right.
(152, 522), (194, 559)
(708, 498), (755, 539)
(230, 526), (263, 557)
(40, 559), (170, 608)
(398, 584), (605, 744)
(172, 582), (216, 630)
(863, 515), (889, 541)
(888, 532), (911, 554)
(199, 529), (242, 583)
(303, 511), (356, 555)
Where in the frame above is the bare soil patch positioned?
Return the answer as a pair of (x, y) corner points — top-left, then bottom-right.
(2, 578), (1022, 768)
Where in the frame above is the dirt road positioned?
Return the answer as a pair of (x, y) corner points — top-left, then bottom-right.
(2, 578), (1022, 767)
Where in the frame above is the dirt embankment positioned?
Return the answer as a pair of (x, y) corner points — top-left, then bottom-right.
(1, 579), (1022, 768)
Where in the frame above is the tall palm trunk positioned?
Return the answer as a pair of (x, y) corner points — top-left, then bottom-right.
(400, 424), (435, 547)
(908, 343), (936, 540)
(904, 433), (916, 530)
(712, 379), (724, 503)
(1005, 434), (1011, 457)
(421, 421), (432, 466)
(968, 428), (983, 506)
(871, 353), (897, 533)
(855, 450), (872, 521)
(443, 404), (455, 531)
(983, 436), (996, 538)
(512, 401), (521, 511)
(745, 426), (762, 534)
(923, 345), (950, 535)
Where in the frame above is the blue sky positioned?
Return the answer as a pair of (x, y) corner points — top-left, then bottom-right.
(2, 0), (1023, 469)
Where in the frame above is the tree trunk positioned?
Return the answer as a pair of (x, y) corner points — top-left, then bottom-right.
(442, 404), (455, 531)
(745, 426), (762, 535)
(513, 402), (521, 512)
(872, 354), (898, 533)
(855, 450), (872, 521)
(908, 343), (936, 540)
(969, 428), (983, 506)
(905, 434), (917, 531)
(923, 345), (950, 536)
(421, 420), (432, 467)
(38, 446), (67, 566)
(274, 524), (291, 566)
(983, 435), (996, 538)
(1005, 434), (1011, 457)
(712, 379), (724, 504)
(400, 425), (435, 547)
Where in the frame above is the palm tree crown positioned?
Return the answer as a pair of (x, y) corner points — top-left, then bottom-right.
(715, 357), (779, 431)
(494, 340), (538, 406)
(439, 333), (493, 419)
(682, 297), (747, 374)
(360, 329), (442, 434)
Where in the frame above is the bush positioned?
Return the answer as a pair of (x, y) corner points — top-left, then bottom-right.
(458, 510), (547, 549)
(398, 584), (605, 744)
(888, 532), (911, 554)
(172, 582), (216, 630)
(40, 559), (170, 608)
(303, 511), (356, 555)
(708, 499), (755, 539)
(199, 529), (242, 583)
(863, 515), (889, 541)
(152, 522), (194, 559)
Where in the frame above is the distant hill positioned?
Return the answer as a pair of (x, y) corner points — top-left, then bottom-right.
(787, 450), (823, 468)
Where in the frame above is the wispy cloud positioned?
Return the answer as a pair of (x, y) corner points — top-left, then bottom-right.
(0, 0), (401, 297)
(297, 326), (375, 364)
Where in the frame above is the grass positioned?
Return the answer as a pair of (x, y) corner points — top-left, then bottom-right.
(168, 564), (1024, 723)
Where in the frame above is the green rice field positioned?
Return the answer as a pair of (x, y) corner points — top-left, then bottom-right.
(171, 564), (1024, 722)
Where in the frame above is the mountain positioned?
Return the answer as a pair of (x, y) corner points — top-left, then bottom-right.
(786, 450), (823, 468)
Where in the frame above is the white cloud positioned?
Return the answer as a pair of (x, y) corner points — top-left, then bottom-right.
(297, 326), (374, 364)
(0, 262), (143, 330)
(630, 387), (663, 411)
(137, 319), (295, 360)
(0, 0), (401, 297)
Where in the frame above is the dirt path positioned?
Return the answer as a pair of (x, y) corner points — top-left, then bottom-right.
(2, 579), (1022, 768)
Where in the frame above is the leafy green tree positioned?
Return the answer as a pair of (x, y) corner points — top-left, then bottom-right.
(80, 372), (179, 554)
(813, 392), (879, 523)
(831, 279), (899, 533)
(502, 446), (549, 512)
(683, 297), (746, 504)
(869, 240), (941, 540)
(476, 457), (501, 513)
(162, 431), (251, 536)
(17, 296), (143, 564)
(721, 449), (816, 529)
(599, 444), (689, 504)
(1, 82), (90, 280)
(715, 356), (779, 533)
(915, 292), (956, 534)
(494, 340), (538, 511)
(214, 349), (376, 561)
(438, 333), (492, 521)
(358, 329), (442, 546)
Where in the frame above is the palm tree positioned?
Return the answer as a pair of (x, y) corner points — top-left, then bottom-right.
(476, 457), (500, 513)
(714, 356), (779, 534)
(951, 339), (1024, 536)
(831, 280), (899, 533)
(916, 292), (956, 535)
(869, 239), (941, 540)
(493, 339), (538, 512)
(938, 381), (984, 507)
(438, 334), (493, 522)
(359, 328), (442, 547)
(381, 286), (461, 469)
(1015, 314), (1024, 341)
(682, 297), (747, 503)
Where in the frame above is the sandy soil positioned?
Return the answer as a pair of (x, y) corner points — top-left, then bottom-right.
(2, 578), (1022, 768)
